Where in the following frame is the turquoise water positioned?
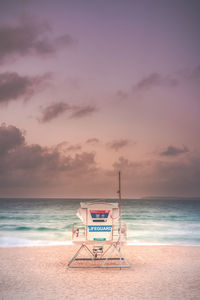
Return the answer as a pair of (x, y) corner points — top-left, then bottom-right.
(0, 198), (200, 246)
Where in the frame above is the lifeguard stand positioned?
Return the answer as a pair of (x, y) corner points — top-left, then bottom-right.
(68, 172), (130, 268)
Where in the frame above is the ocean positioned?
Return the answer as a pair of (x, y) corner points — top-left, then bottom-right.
(0, 198), (200, 247)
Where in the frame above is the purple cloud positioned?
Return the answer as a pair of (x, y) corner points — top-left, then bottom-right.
(134, 73), (178, 91)
(0, 15), (76, 63)
(0, 124), (97, 190)
(160, 145), (189, 157)
(107, 139), (131, 151)
(39, 102), (98, 122)
(39, 102), (71, 123)
(0, 72), (50, 105)
(0, 123), (25, 155)
(70, 105), (98, 119)
(112, 155), (200, 197)
(114, 71), (179, 102)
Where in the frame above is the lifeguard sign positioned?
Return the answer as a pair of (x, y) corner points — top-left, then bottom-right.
(68, 172), (130, 268)
(77, 202), (119, 242)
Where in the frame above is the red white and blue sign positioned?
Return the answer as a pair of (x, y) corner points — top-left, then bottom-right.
(90, 210), (110, 219)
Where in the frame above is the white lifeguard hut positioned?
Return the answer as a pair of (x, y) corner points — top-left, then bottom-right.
(68, 172), (130, 268)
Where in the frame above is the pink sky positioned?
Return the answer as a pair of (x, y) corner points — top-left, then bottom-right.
(0, 0), (200, 197)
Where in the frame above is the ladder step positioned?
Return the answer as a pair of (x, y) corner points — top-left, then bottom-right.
(75, 258), (124, 261)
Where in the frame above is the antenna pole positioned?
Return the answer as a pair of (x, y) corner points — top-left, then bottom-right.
(118, 171), (122, 241)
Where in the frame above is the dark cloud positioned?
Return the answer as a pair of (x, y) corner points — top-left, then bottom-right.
(0, 124), (25, 155)
(1, 124), (200, 197)
(0, 124), (97, 192)
(39, 102), (98, 122)
(86, 138), (100, 144)
(135, 66), (200, 93)
(70, 105), (98, 119)
(39, 102), (71, 123)
(134, 73), (178, 91)
(160, 145), (189, 156)
(0, 15), (75, 63)
(53, 141), (82, 154)
(112, 155), (200, 197)
(114, 72), (179, 102)
(66, 144), (82, 152)
(0, 72), (50, 105)
(107, 139), (130, 151)
(112, 156), (142, 177)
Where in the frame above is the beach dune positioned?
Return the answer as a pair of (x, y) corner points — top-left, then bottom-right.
(0, 245), (200, 300)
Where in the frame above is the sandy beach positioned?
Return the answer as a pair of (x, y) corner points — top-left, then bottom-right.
(0, 245), (199, 300)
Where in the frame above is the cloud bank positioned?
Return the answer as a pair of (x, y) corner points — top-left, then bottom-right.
(1, 124), (200, 197)
(0, 124), (97, 195)
(112, 155), (200, 197)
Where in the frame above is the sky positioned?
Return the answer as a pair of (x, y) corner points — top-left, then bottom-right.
(0, 0), (200, 198)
